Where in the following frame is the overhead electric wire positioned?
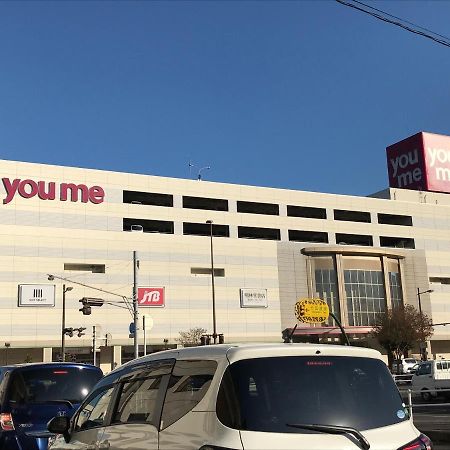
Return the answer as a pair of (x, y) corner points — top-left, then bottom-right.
(336, 0), (450, 49)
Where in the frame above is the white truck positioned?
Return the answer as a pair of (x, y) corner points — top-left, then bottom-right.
(411, 359), (450, 401)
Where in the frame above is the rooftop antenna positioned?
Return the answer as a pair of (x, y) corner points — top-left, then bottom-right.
(188, 161), (195, 179)
(198, 166), (211, 181)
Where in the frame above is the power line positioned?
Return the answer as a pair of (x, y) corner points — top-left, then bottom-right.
(336, 0), (450, 49)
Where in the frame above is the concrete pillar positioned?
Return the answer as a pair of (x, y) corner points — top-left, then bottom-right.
(42, 347), (53, 362)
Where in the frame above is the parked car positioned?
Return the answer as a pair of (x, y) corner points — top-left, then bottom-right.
(412, 359), (450, 401)
(392, 358), (419, 375)
(0, 362), (102, 450)
(48, 343), (432, 450)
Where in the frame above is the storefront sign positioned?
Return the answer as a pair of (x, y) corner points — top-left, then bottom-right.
(240, 288), (268, 308)
(295, 298), (329, 324)
(2, 178), (105, 204)
(137, 287), (165, 307)
(18, 284), (55, 307)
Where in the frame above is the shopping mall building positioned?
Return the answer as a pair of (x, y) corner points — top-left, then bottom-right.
(1, 131), (450, 372)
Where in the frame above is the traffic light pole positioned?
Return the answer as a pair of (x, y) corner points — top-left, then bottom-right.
(62, 285), (66, 362)
(133, 251), (139, 359)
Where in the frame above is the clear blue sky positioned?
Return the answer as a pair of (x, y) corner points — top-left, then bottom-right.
(1, 1), (450, 196)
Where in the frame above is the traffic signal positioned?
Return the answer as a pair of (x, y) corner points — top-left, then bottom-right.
(79, 303), (91, 315)
(218, 334), (225, 344)
(63, 327), (74, 337)
(200, 335), (210, 346)
(79, 298), (103, 315)
(76, 327), (86, 338)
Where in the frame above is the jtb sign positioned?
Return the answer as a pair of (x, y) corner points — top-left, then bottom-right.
(387, 132), (450, 194)
(2, 178), (105, 204)
(137, 287), (165, 307)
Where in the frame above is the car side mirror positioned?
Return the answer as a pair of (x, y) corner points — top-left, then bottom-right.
(47, 416), (71, 443)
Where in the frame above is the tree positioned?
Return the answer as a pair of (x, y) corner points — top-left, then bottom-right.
(372, 304), (433, 363)
(176, 327), (207, 347)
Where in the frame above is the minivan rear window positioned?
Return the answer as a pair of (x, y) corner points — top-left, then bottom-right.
(216, 356), (408, 433)
(8, 367), (102, 404)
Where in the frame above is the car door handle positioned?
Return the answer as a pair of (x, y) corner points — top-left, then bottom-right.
(98, 440), (111, 450)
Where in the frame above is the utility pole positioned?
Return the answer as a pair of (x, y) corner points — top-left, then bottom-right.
(61, 285), (73, 362)
(206, 220), (217, 344)
(93, 325), (97, 366)
(133, 251), (139, 359)
(143, 315), (147, 356)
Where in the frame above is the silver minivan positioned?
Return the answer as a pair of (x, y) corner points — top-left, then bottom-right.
(47, 343), (432, 450)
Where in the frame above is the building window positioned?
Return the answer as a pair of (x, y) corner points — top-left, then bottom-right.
(334, 209), (371, 223)
(123, 218), (174, 234)
(336, 233), (373, 246)
(313, 256), (340, 327)
(183, 222), (229, 237)
(64, 263), (105, 273)
(238, 226), (280, 241)
(191, 268), (225, 277)
(237, 201), (279, 216)
(287, 205), (327, 219)
(377, 213), (413, 226)
(430, 277), (450, 285)
(343, 256), (386, 327)
(380, 236), (415, 249)
(289, 230), (328, 243)
(123, 190), (173, 207)
(182, 196), (228, 211)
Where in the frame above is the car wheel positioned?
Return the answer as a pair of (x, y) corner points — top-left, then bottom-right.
(421, 390), (432, 402)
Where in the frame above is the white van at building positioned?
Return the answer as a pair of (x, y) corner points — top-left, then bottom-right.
(412, 359), (450, 401)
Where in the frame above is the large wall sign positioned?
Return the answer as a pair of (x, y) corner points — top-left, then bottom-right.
(240, 288), (268, 308)
(137, 287), (165, 307)
(18, 284), (55, 307)
(2, 178), (105, 204)
(386, 132), (450, 194)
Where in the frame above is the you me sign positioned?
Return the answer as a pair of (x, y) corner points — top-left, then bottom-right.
(386, 132), (450, 194)
(2, 178), (105, 204)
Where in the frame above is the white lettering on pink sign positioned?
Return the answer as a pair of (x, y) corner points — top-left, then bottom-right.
(427, 147), (450, 182)
(2, 178), (105, 205)
(389, 149), (422, 188)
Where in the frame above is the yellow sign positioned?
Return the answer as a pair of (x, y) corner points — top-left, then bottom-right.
(295, 298), (330, 324)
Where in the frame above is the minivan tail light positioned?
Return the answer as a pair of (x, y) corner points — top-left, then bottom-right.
(0, 413), (14, 431)
(398, 434), (432, 450)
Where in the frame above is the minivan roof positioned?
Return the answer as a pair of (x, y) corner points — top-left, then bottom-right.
(0, 362), (100, 371)
(118, 343), (383, 371)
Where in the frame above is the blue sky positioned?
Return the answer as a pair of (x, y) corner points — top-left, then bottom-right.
(1, 1), (450, 196)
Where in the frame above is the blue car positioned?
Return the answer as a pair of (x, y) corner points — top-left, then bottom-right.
(0, 362), (103, 450)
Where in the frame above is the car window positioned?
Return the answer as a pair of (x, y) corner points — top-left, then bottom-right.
(417, 363), (432, 376)
(112, 361), (172, 426)
(74, 387), (115, 432)
(217, 356), (408, 433)
(8, 367), (102, 404)
(160, 360), (217, 430)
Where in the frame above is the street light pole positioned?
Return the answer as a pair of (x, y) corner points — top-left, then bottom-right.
(206, 220), (217, 344)
(417, 288), (433, 361)
(61, 284), (73, 362)
(133, 251), (139, 359)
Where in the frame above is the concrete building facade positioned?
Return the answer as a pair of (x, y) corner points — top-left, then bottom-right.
(1, 148), (450, 372)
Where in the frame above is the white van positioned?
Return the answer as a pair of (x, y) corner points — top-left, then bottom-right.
(412, 359), (450, 401)
(47, 343), (432, 450)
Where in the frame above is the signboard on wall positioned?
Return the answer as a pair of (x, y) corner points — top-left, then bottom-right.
(240, 288), (268, 308)
(386, 131), (450, 194)
(137, 287), (165, 307)
(18, 284), (55, 307)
